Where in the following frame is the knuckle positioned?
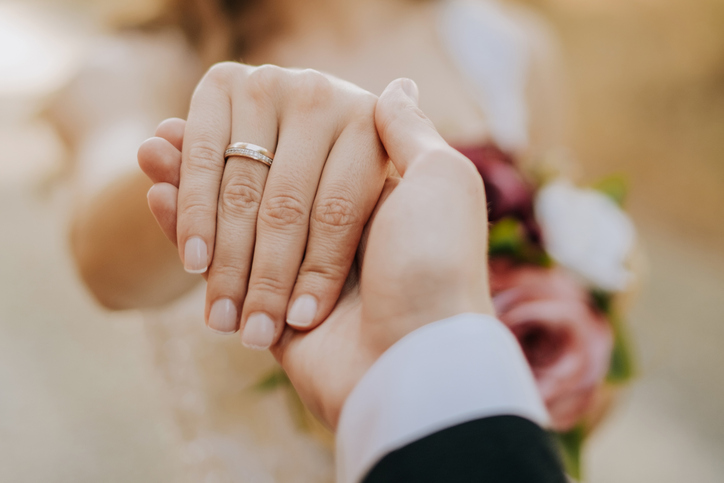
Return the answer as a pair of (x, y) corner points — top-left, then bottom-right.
(219, 174), (264, 215)
(291, 69), (334, 110)
(253, 63), (284, 80)
(179, 192), (213, 218)
(259, 192), (308, 227)
(312, 196), (360, 230)
(299, 261), (348, 284)
(250, 272), (288, 296)
(350, 92), (378, 119)
(210, 262), (248, 283)
(205, 61), (240, 86)
(245, 64), (283, 100)
(187, 141), (224, 169)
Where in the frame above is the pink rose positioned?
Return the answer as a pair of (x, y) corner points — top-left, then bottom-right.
(490, 259), (614, 431)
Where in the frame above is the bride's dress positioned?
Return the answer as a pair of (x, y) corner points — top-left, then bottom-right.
(145, 286), (334, 483)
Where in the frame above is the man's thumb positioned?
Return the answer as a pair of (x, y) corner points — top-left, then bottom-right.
(375, 78), (450, 176)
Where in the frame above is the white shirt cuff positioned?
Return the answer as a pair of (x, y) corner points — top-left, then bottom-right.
(335, 313), (549, 483)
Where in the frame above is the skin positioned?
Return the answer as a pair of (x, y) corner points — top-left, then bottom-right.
(67, 0), (490, 312)
(143, 76), (616, 433)
(57, 0), (585, 440)
(134, 0), (522, 345)
(175, 64), (388, 345)
(65, 0), (563, 314)
(143, 79), (495, 428)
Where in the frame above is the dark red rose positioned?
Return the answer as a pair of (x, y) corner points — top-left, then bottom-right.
(456, 144), (540, 242)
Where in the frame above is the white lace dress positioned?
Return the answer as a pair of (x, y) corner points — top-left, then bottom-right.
(144, 286), (334, 483)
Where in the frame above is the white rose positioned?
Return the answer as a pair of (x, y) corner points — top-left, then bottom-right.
(535, 180), (635, 292)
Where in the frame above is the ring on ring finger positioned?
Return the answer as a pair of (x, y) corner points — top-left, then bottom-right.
(225, 142), (275, 167)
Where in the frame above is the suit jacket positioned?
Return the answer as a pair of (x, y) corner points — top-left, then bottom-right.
(364, 416), (567, 483)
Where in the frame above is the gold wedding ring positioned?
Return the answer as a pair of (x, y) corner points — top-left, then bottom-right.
(224, 142), (275, 167)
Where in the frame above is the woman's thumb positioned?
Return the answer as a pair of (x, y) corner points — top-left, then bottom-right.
(375, 78), (450, 176)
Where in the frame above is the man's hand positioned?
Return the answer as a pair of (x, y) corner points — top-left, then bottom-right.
(272, 78), (494, 429)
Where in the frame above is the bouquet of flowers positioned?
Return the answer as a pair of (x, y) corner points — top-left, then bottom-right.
(460, 145), (637, 478)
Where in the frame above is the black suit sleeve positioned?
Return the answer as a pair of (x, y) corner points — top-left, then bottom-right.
(363, 416), (567, 483)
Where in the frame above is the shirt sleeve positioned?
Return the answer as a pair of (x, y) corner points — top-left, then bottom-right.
(335, 313), (550, 483)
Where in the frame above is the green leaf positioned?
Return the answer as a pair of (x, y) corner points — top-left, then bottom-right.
(526, 248), (553, 268)
(553, 425), (586, 479)
(488, 218), (526, 257)
(590, 289), (613, 315)
(589, 289), (636, 384)
(253, 366), (291, 392)
(489, 217), (551, 267)
(593, 175), (628, 206)
(607, 314), (636, 383)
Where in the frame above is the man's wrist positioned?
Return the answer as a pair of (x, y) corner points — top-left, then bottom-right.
(336, 313), (548, 483)
(369, 296), (495, 355)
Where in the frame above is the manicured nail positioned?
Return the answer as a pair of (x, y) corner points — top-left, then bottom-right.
(241, 312), (275, 350)
(400, 78), (419, 105)
(184, 237), (208, 273)
(207, 298), (238, 334)
(287, 295), (318, 328)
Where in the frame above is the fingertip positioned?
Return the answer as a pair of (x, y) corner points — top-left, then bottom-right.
(375, 78), (444, 176)
(147, 182), (177, 214)
(241, 312), (276, 350)
(399, 78), (419, 105)
(155, 117), (186, 151)
(183, 236), (209, 274)
(286, 294), (319, 330)
(137, 137), (156, 173)
(138, 137), (182, 186)
(207, 297), (239, 334)
(379, 78), (419, 106)
(147, 182), (179, 244)
(146, 183), (155, 203)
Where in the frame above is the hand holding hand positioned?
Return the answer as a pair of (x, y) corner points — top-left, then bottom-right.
(139, 74), (495, 429)
(272, 78), (495, 428)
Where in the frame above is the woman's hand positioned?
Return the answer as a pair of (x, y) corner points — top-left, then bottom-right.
(138, 63), (388, 348)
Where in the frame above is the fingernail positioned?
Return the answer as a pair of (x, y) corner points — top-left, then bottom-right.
(400, 78), (419, 105)
(184, 237), (208, 273)
(241, 312), (275, 350)
(207, 298), (238, 334)
(287, 295), (318, 328)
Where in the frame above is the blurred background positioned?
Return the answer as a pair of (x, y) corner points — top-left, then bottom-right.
(1, 0), (723, 481)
